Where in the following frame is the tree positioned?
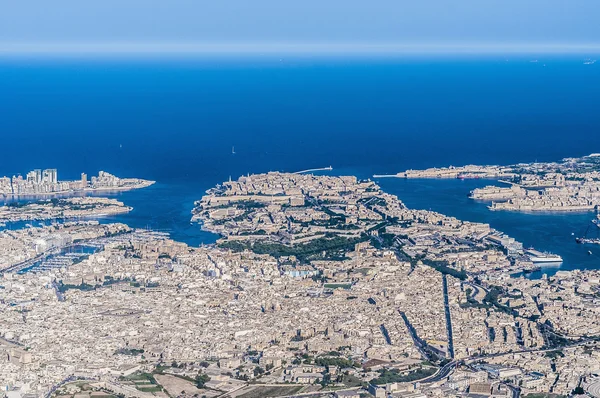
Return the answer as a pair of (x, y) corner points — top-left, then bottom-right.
(195, 373), (211, 388)
(253, 366), (265, 377)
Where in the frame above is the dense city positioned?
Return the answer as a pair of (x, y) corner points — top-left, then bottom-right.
(2, 172), (600, 398)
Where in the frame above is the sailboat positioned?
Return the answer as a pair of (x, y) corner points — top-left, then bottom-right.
(232, 146), (236, 155)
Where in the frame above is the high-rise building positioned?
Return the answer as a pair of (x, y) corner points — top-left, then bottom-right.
(26, 171), (37, 183)
(81, 173), (88, 188)
(43, 169), (58, 184)
(26, 169), (42, 183)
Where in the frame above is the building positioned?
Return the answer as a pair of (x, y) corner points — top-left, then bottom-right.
(43, 169), (58, 184)
(469, 382), (492, 395)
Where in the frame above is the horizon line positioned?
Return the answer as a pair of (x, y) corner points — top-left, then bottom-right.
(2, 42), (600, 56)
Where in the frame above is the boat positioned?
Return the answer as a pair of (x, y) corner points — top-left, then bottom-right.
(584, 59), (597, 65)
(576, 216), (600, 243)
(525, 249), (563, 263)
(576, 237), (600, 245)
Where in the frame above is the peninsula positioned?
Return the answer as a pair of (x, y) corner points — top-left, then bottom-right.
(0, 197), (132, 224)
(0, 169), (155, 197)
(376, 153), (600, 212)
(192, 172), (554, 273)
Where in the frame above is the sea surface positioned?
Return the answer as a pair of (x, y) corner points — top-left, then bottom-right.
(1, 54), (600, 276)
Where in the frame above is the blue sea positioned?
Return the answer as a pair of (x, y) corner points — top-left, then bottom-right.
(1, 54), (599, 276)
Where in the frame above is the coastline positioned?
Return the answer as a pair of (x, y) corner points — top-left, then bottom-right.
(0, 207), (133, 224)
(0, 180), (155, 198)
(0, 197), (135, 224)
(488, 205), (597, 212)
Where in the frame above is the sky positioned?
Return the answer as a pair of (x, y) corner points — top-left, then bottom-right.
(1, 0), (600, 54)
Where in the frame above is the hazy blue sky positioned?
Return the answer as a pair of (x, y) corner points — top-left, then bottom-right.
(2, 0), (599, 53)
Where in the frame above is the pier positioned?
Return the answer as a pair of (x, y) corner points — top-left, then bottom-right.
(293, 166), (333, 174)
(373, 173), (401, 178)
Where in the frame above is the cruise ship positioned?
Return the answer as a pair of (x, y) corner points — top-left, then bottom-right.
(525, 249), (563, 263)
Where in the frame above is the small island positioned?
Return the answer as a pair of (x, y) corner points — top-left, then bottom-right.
(0, 169), (154, 197)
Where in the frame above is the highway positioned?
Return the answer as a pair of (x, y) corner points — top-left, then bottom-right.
(419, 336), (598, 385)
(420, 360), (459, 383)
(586, 380), (600, 398)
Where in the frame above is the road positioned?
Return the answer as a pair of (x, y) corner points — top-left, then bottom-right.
(419, 336), (598, 384)
(464, 282), (487, 303)
(586, 380), (600, 398)
(44, 375), (76, 398)
(285, 387), (360, 397)
(420, 360), (459, 383)
(441, 274), (455, 359)
(399, 310), (436, 362)
(506, 383), (521, 398)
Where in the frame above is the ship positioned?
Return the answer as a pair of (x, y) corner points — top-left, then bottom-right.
(576, 237), (600, 245)
(576, 215), (600, 243)
(457, 173), (482, 180)
(525, 249), (563, 263)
